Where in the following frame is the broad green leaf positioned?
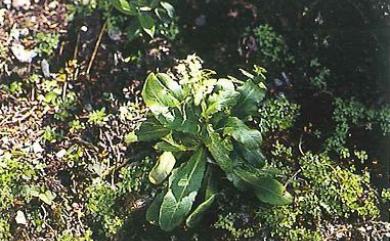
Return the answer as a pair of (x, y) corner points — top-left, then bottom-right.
(149, 152), (176, 185)
(228, 173), (249, 192)
(112, 0), (137, 15)
(233, 80), (266, 120)
(204, 79), (240, 117)
(253, 177), (293, 205)
(185, 194), (216, 228)
(138, 13), (155, 38)
(160, 1), (175, 18)
(156, 73), (183, 100)
(235, 143), (265, 168)
(214, 78), (235, 91)
(234, 169), (293, 205)
(159, 147), (207, 231)
(177, 103), (202, 134)
(146, 192), (164, 225)
(159, 189), (197, 231)
(193, 78), (217, 106)
(185, 167), (218, 228)
(136, 117), (170, 141)
(154, 140), (186, 152)
(223, 117), (262, 149)
(204, 125), (234, 173)
(154, 133), (198, 152)
(142, 73), (180, 114)
(158, 105), (201, 135)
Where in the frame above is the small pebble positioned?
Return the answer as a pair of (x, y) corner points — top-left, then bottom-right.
(47, 0), (58, 9)
(41, 59), (51, 78)
(11, 43), (37, 63)
(274, 78), (283, 87)
(0, 9), (6, 26)
(12, 0), (30, 10)
(108, 27), (122, 41)
(195, 15), (206, 26)
(32, 141), (44, 153)
(3, 0), (11, 8)
(15, 210), (27, 225)
(56, 149), (67, 159)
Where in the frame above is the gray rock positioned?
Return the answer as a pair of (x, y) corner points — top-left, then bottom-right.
(108, 27), (122, 41)
(12, 0), (30, 10)
(3, 0), (11, 9)
(41, 59), (51, 78)
(11, 43), (37, 63)
(195, 15), (206, 26)
(15, 210), (27, 225)
(32, 141), (44, 153)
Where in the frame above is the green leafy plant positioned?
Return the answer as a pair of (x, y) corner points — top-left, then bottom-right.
(258, 96), (300, 133)
(309, 58), (330, 91)
(133, 66), (292, 231)
(254, 135), (385, 240)
(34, 32), (60, 57)
(325, 98), (390, 158)
(88, 108), (108, 126)
(9, 81), (23, 95)
(86, 157), (153, 239)
(112, 0), (176, 40)
(214, 212), (255, 240)
(69, 0), (177, 42)
(248, 24), (294, 69)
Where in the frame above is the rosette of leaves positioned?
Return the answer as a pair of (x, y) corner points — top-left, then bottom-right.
(112, 0), (175, 39)
(133, 67), (292, 231)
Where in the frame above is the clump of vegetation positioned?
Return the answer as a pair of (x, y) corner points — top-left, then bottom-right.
(70, 0), (178, 42)
(214, 212), (256, 240)
(255, 150), (383, 240)
(34, 32), (60, 57)
(258, 96), (300, 133)
(309, 58), (331, 91)
(215, 143), (387, 241)
(326, 98), (390, 158)
(249, 24), (294, 69)
(86, 157), (153, 239)
(132, 64), (292, 231)
(1, 0), (389, 240)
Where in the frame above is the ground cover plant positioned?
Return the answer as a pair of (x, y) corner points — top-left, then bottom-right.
(136, 66), (292, 231)
(0, 0), (389, 240)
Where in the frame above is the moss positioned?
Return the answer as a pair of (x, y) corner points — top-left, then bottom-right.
(258, 96), (300, 133)
(253, 150), (381, 241)
(251, 24), (295, 68)
(214, 212), (255, 240)
(86, 157), (153, 240)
